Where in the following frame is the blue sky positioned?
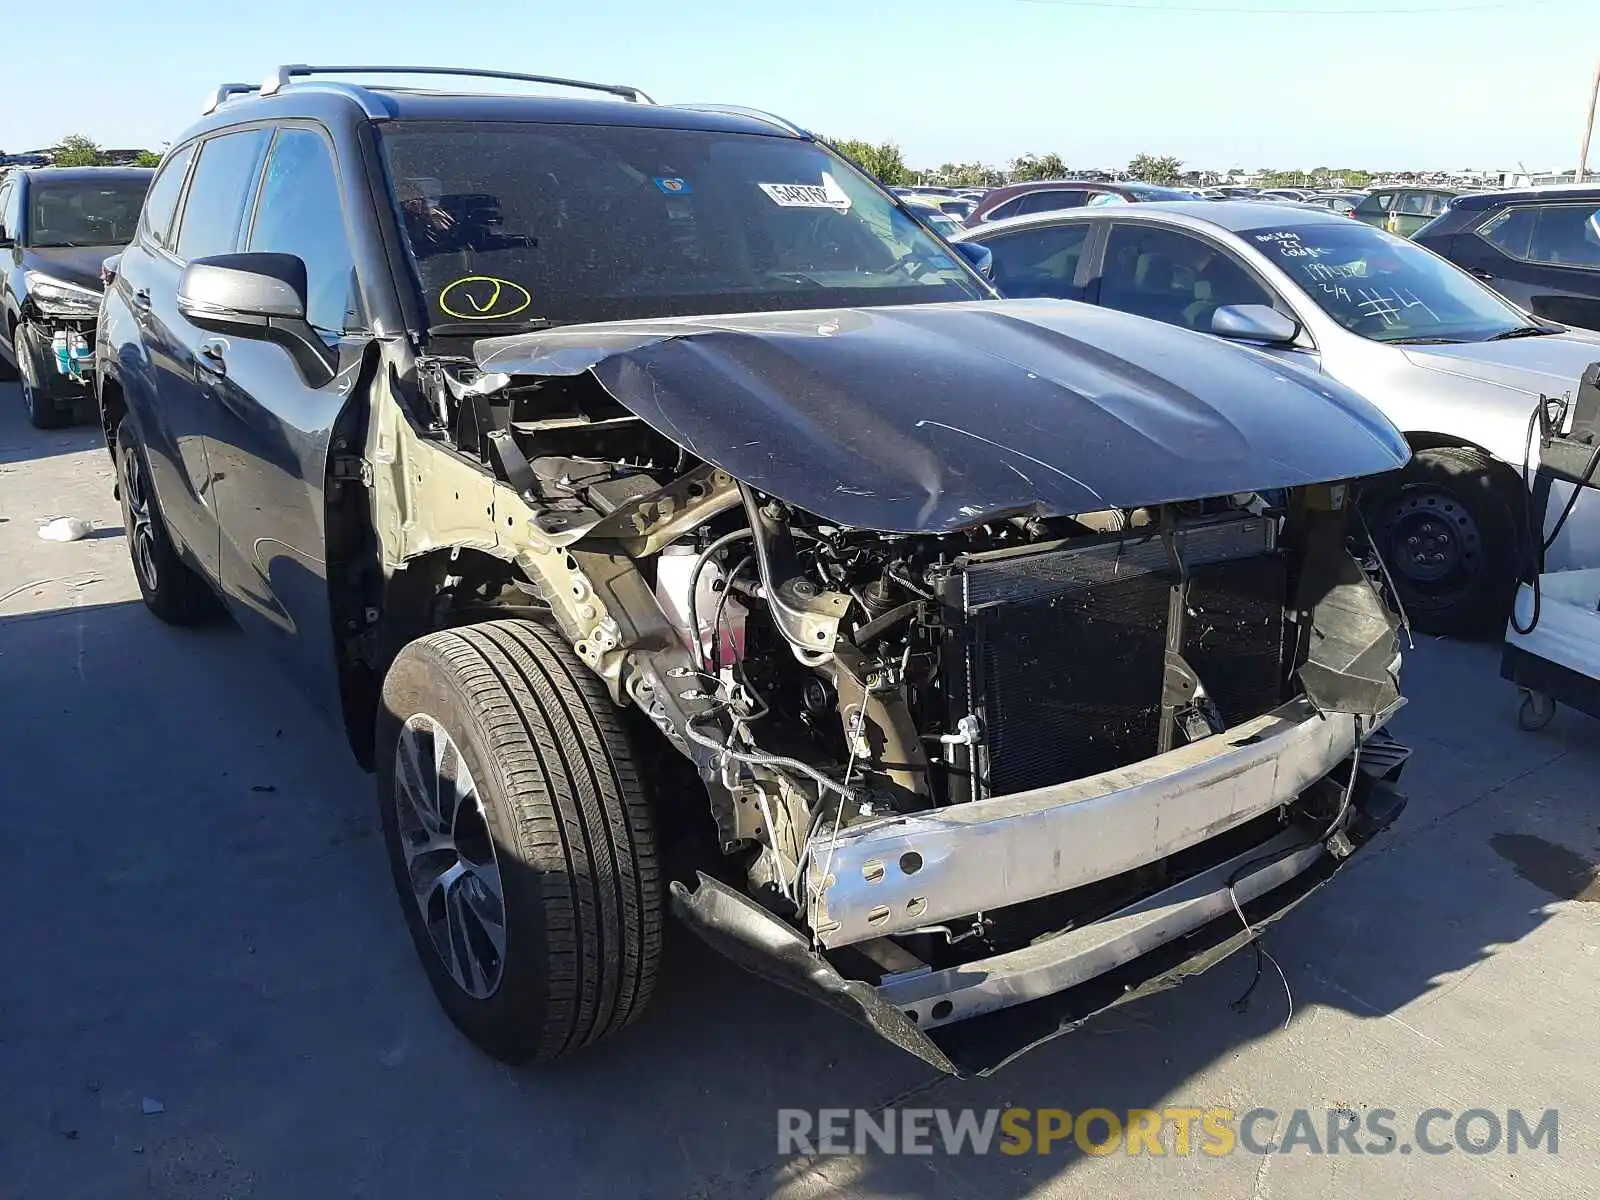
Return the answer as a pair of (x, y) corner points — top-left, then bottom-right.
(4, 0), (1595, 171)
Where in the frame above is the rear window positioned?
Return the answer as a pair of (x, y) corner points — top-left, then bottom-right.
(379, 121), (986, 331)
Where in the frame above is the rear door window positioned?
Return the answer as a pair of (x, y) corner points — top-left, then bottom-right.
(983, 196), (1027, 222)
(983, 222), (1092, 298)
(175, 129), (269, 261)
(141, 142), (196, 251)
(1525, 204), (1600, 269)
(1476, 205), (1538, 259)
(1400, 192), (1429, 216)
(1014, 190), (1087, 215)
(1423, 192), (1453, 217)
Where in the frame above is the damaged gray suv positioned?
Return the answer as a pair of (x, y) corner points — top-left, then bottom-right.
(97, 65), (1415, 1076)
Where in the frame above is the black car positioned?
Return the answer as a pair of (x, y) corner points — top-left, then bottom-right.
(0, 166), (153, 426)
(1413, 186), (1600, 332)
(95, 65), (1410, 1076)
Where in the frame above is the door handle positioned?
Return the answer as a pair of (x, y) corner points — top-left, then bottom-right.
(131, 287), (152, 311)
(196, 338), (228, 378)
(1469, 268), (1494, 280)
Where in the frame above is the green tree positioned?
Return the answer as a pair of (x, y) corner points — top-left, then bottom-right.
(1127, 153), (1183, 186)
(923, 160), (1004, 187)
(1009, 152), (1068, 182)
(51, 134), (104, 167)
(133, 149), (162, 168)
(824, 137), (912, 187)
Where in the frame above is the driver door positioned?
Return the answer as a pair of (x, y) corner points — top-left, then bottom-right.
(198, 124), (367, 704)
(1091, 222), (1320, 371)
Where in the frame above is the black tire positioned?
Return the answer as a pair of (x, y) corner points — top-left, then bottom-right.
(1361, 445), (1521, 639)
(115, 417), (217, 625)
(0, 328), (17, 382)
(16, 324), (71, 429)
(376, 620), (662, 1063)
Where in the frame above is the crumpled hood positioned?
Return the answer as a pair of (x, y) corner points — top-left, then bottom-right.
(1401, 329), (1600, 396)
(475, 300), (1410, 532)
(21, 246), (114, 294)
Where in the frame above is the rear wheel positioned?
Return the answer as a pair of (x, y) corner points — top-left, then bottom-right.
(115, 418), (217, 625)
(1362, 446), (1521, 639)
(377, 620), (662, 1063)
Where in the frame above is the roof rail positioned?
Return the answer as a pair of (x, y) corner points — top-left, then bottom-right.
(201, 83), (260, 115)
(672, 104), (810, 138)
(259, 64), (654, 104)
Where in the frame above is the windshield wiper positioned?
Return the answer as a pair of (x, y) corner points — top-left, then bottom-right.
(1388, 336), (1465, 345)
(1485, 324), (1559, 340)
(428, 318), (553, 338)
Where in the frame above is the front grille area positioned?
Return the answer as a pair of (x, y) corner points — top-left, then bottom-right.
(975, 571), (1170, 796)
(1183, 554), (1289, 729)
(945, 516), (1287, 799)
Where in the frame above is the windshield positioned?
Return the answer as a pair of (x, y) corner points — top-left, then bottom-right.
(25, 177), (150, 247)
(379, 121), (987, 330)
(1244, 221), (1531, 342)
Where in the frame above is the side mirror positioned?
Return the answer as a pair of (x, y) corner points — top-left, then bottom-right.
(953, 240), (994, 281)
(177, 252), (335, 385)
(1210, 303), (1299, 345)
(0, 228), (13, 249)
(100, 254), (121, 288)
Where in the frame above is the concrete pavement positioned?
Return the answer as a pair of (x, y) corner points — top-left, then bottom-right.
(1, 381), (1597, 1199)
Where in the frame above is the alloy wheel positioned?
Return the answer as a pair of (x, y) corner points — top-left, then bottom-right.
(120, 442), (161, 594)
(393, 714), (507, 999)
(16, 342), (38, 420)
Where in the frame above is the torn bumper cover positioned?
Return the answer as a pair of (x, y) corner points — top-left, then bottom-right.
(672, 699), (1408, 1078)
(673, 780), (1405, 1078)
(804, 695), (1393, 950)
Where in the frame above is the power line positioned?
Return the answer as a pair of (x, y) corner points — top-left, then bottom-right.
(1009, 0), (1562, 14)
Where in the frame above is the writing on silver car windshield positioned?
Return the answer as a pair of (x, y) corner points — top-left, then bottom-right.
(1249, 223), (1527, 344)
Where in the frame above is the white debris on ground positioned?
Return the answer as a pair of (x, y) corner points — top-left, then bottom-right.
(37, 516), (93, 542)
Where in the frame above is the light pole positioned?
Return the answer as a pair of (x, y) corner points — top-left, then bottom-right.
(1578, 56), (1600, 183)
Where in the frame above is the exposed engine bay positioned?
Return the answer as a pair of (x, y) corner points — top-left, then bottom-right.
(382, 302), (1413, 1073)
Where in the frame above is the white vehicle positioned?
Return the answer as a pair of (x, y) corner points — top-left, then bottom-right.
(959, 201), (1600, 635)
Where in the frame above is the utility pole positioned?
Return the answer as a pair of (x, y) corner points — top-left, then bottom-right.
(1578, 55), (1600, 183)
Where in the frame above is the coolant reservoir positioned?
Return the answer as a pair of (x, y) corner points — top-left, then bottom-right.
(656, 543), (747, 664)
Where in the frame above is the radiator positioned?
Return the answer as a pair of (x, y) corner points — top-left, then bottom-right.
(940, 515), (1286, 800)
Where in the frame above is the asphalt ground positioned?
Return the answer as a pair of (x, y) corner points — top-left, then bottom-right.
(1, 381), (1597, 1199)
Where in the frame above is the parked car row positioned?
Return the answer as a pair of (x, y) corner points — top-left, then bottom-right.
(956, 199), (1600, 634)
(0, 166), (153, 426)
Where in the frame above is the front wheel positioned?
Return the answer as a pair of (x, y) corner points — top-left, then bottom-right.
(377, 620), (662, 1063)
(1361, 446), (1521, 639)
(16, 323), (71, 429)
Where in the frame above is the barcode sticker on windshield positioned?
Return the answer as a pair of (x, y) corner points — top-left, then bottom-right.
(758, 176), (852, 211)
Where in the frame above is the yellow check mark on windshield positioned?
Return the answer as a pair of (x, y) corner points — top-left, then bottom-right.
(438, 276), (533, 321)
(463, 280), (501, 312)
